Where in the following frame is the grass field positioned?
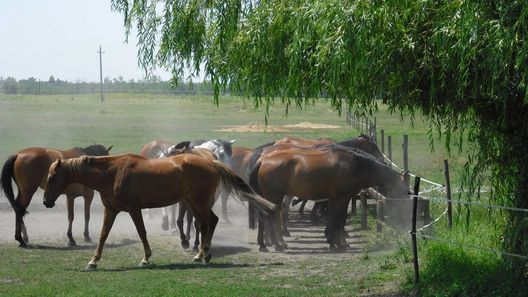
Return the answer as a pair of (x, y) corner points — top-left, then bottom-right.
(0, 93), (512, 296)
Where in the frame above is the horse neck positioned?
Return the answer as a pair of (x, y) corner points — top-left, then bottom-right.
(64, 157), (110, 192)
(354, 153), (398, 187)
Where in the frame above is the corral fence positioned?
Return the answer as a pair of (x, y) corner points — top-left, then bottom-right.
(345, 111), (528, 286)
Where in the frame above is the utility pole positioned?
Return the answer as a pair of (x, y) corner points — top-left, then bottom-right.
(97, 45), (105, 102)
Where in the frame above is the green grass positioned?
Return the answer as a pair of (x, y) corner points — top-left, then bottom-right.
(0, 93), (517, 296)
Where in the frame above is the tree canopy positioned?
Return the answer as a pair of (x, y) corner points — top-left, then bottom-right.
(111, 0), (528, 271)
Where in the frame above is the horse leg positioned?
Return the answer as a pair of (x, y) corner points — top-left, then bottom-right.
(176, 203), (189, 249)
(83, 191), (94, 242)
(281, 195), (291, 237)
(257, 213), (268, 252)
(202, 210), (218, 263)
(15, 210), (27, 247)
(191, 208), (210, 263)
(325, 200), (339, 250)
(185, 205), (192, 241)
(335, 199), (349, 250)
(299, 199), (307, 217)
(15, 190), (33, 247)
(128, 208), (152, 267)
(169, 204), (177, 230)
(220, 190), (231, 224)
(86, 207), (119, 270)
(66, 196), (77, 247)
(192, 217), (200, 252)
(21, 221), (28, 244)
(311, 202), (320, 224)
(161, 207), (169, 231)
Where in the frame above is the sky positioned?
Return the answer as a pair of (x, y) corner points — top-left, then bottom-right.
(0, 0), (176, 82)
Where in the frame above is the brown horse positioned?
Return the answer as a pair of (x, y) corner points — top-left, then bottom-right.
(0, 144), (112, 247)
(274, 136), (335, 147)
(43, 153), (275, 269)
(249, 144), (408, 251)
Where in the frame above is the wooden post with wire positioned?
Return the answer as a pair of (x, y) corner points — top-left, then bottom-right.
(411, 176), (421, 286)
(380, 129), (385, 154)
(387, 136), (392, 167)
(360, 191), (368, 230)
(403, 135), (410, 187)
(444, 159), (453, 229)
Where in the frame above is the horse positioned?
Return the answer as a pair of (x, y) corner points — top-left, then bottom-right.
(139, 139), (236, 229)
(164, 146), (217, 250)
(0, 144), (113, 247)
(246, 135), (385, 237)
(43, 153), (275, 269)
(249, 144), (409, 251)
(231, 147), (255, 183)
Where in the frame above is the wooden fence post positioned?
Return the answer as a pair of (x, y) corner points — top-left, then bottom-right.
(374, 117), (377, 144)
(376, 200), (384, 232)
(403, 135), (410, 187)
(360, 191), (368, 230)
(387, 136), (392, 167)
(444, 159), (453, 229)
(411, 176), (421, 286)
(380, 129), (385, 154)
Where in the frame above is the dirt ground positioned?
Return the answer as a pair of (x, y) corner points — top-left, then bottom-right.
(215, 121), (341, 132)
(0, 191), (365, 259)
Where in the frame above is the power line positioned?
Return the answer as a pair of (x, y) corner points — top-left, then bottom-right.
(97, 45), (105, 102)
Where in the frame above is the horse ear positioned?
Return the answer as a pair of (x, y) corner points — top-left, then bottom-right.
(106, 145), (113, 152)
(229, 139), (236, 144)
(56, 159), (62, 168)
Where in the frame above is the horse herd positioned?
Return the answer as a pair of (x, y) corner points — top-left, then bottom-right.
(0, 135), (410, 270)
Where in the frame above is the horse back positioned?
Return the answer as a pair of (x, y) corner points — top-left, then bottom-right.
(139, 140), (175, 159)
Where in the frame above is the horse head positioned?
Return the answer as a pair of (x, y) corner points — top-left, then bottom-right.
(43, 159), (70, 208)
(82, 144), (113, 156)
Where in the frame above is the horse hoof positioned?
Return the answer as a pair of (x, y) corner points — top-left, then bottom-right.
(192, 255), (203, 262)
(181, 240), (190, 249)
(259, 246), (269, 252)
(68, 240), (77, 247)
(84, 237), (92, 243)
(161, 216), (169, 231)
(18, 241), (27, 248)
(204, 253), (212, 264)
(193, 246), (199, 252)
(275, 246), (284, 252)
(138, 260), (150, 267)
(282, 231), (291, 237)
(85, 263), (97, 271)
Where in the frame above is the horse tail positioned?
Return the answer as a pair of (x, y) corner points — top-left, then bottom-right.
(246, 161), (263, 230)
(211, 160), (275, 221)
(1, 155), (26, 215)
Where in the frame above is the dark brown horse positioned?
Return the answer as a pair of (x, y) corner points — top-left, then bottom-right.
(250, 144), (408, 251)
(0, 144), (112, 247)
(43, 153), (275, 269)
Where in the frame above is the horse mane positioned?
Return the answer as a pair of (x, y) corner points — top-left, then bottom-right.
(173, 141), (191, 150)
(80, 144), (109, 156)
(318, 143), (386, 166)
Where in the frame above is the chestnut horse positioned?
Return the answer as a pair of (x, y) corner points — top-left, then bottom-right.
(0, 144), (112, 247)
(140, 139), (236, 228)
(249, 144), (408, 251)
(43, 153), (275, 269)
(246, 135), (385, 236)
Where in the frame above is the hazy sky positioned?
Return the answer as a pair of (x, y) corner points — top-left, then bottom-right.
(0, 0), (174, 82)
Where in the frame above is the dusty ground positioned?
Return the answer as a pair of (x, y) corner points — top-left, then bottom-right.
(215, 121), (341, 132)
(0, 191), (364, 259)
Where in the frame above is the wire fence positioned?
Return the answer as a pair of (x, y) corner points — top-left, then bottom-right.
(345, 111), (528, 285)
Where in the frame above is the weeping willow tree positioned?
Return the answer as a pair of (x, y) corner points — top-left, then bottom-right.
(111, 0), (528, 271)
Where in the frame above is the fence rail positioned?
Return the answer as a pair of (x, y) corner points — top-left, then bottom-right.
(345, 111), (528, 287)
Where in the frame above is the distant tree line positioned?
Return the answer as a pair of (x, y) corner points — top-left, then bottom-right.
(0, 75), (215, 96)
